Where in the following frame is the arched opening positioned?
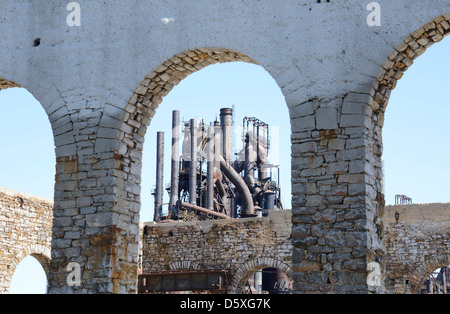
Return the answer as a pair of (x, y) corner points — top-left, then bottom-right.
(121, 48), (291, 294)
(371, 14), (450, 294)
(121, 48), (291, 223)
(421, 266), (450, 294)
(242, 267), (293, 294)
(139, 60), (291, 222)
(0, 83), (54, 294)
(9, 255), (48, 294)
(105, 47), (293, 294)
(370, 14), (450, 206)
(382, 32), (450, 206)
(0, 87), (55, 198)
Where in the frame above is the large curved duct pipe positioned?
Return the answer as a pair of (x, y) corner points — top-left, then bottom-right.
(219, 156), (255, 217)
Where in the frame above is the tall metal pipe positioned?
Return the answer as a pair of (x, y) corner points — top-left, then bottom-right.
(220, 108), (233, 164)
(189, 118), (198, 205)
(154, 132), (164, 222)
(206, 126), (215, 211)
(169, 110), (180, 217)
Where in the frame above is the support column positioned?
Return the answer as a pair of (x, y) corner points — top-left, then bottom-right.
(290, 92), (385, 294)
(48, 108), (142, 294)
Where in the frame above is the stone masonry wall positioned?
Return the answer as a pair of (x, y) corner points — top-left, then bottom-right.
(141, 210), (292, 293)
(0, 188), (53, 294)
(2, 187), (450, 295)
(141, 204), (450, 294)
(384, 203), (450, 294)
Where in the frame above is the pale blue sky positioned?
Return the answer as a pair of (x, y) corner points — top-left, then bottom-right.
(2, 37), (450, 293)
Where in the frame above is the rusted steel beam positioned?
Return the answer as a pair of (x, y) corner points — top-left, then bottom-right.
(138, 269), (229, 293)
(180, 201), (231, 220)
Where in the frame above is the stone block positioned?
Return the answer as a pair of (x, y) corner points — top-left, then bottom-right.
(316, 107), (338, 130)
(340, 114), (365, 128)
(292, 142), (317, 155)
(291, 115), (316, 132)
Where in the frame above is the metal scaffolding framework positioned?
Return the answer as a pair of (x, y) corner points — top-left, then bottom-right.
(395, 194), (412, 205)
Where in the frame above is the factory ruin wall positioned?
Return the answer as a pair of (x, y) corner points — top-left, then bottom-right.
(0, 188), (52, 294)
(140, 210), (293, 294)
(140, 204), (450, 294)
(2, 190), (450, 295)
(384, 204), (450, 294)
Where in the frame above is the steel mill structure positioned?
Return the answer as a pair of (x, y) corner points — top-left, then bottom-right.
(152, 108), (283, 222)
(144, 107), (288, 293)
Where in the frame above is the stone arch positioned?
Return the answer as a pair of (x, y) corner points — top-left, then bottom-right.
(114, 48), (267, 208)
(107, 48), (288, 293)
(119, 47), (258, 158)
(370, 13), (450, 119)
(229, 257), (292, 294)
(3, 244), (51, 294)
(407, 253), (450, 294)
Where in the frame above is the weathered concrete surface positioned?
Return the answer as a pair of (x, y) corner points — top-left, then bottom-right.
(0, 188), (52, 294)
(384, 203), (450, 294)
(0, 0), (449, 293)
(141, 210), (292, 294)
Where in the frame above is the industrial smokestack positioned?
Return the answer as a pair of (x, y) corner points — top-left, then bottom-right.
(220, 108), (233, 164)
(169, 110), (180, 217)
(189, 118), (198, 205)
(154, 132), (164, 222)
